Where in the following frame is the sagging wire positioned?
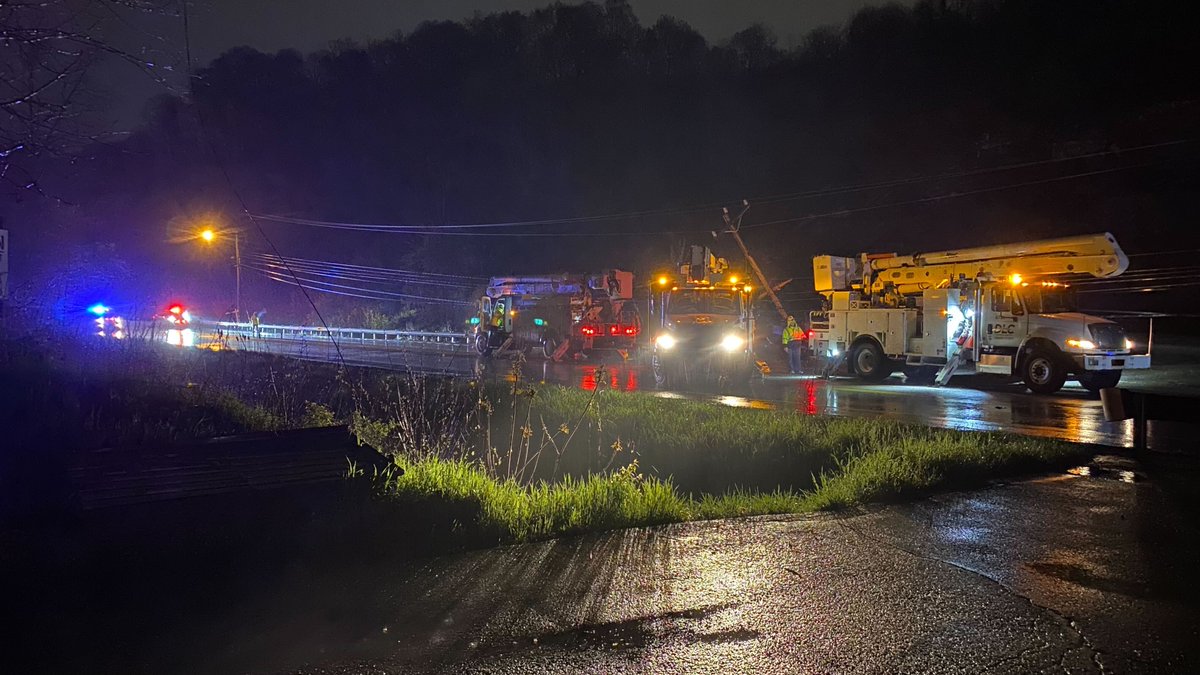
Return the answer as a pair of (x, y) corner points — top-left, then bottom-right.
(245, 263), (472, 304)
(250, 138), (1196, 234)
(252, 257), (478, 289)
(252, 268), (471, 305)
(252, 253), (486, 283)
(179, 0), (346, 369)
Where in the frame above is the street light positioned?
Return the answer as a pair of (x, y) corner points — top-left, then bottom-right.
(198, 226), (242, 323)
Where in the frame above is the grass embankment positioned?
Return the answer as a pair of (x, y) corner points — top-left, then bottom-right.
(384, 385), (1087, 543)
(0, 335), (345, 519)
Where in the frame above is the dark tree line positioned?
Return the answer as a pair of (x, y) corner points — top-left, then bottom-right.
(7, 0), (1200, 322)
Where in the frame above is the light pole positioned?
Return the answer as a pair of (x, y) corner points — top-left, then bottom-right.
(200, 227), (242, 323)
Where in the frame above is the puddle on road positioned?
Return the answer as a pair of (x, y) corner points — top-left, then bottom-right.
(1066, 465), (1139, 483)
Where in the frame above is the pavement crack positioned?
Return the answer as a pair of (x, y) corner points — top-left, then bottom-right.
(833, 514), (1108, 673)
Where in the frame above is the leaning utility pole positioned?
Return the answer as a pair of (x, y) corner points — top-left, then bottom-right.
(723, 200), (789, 323)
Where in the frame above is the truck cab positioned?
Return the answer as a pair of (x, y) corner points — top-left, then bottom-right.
(979, 279), (1147, 392)
(650, 246), (757, 388)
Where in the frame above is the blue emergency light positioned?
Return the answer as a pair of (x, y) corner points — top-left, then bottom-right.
(87, 303), (111, 316)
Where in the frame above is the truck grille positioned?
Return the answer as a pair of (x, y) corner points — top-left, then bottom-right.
(1088, 323), (1126, 350)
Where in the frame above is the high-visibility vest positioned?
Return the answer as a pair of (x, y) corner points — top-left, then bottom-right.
(782, 325), (804, 344)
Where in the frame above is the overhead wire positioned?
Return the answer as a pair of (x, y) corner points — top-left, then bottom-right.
(178, 1), (347, 367)
(254, 253), (487, 281)
(252, 256), (481, 289)
(250, 138), (1195, 233)
(255, 216), (700, 237)
(741, 160), (1187, 230)
(246, 264), (472, 305)
(253, 261), (476, 290)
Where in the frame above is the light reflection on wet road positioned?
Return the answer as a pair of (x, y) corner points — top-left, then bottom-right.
(218, 335), (1190, 450)
(528, 359), (1157, 449)
(109, 453), (1196, 675)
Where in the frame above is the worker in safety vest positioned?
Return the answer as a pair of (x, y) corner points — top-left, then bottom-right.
(782, 315), (805, 374)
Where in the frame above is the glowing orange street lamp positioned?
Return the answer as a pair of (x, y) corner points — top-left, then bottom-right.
(199, 226), (242, 323)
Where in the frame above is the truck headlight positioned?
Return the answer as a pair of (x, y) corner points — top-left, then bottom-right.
(1124, 338), (1134, 350)
(1066, 338), (1096, 350)
(656, 334), (677, 350)
(720, 334), (745, 352)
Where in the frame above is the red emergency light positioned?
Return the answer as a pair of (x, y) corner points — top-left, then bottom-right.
(167, 303), (184, 315)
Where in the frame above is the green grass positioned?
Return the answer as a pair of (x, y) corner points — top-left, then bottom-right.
(385, 389), (1090, 543)
(388, 457), (688, 542)
(486, 385), (1083, 495)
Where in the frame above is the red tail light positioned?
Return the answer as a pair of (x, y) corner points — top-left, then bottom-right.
(609, 325), (620, 336)
(581, 325), (598, 336)
(623, 325), (639, 336)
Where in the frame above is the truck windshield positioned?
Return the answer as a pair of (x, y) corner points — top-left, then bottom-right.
(1020, 286), (1078, 314)
(667, 290), (739, 315)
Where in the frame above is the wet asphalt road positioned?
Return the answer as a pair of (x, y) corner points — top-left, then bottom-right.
(215, 334), (1193, 451)
(133, 453), (1196, 674)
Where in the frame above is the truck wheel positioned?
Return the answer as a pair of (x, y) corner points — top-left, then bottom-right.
(1022, 348), (1067, 394)
(652, 353), (669, 388)
(541, 332), (560, 359)
(1077, 370), (1121, 393)
(850, 340), (892, 382)
(474, 332), (493, 357)
(652, 353), (686, 389)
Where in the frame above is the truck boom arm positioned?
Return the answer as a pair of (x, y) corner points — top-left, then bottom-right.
(816, 233), (1129, 297)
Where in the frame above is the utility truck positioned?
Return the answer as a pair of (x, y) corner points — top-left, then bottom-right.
(808, 233), (1150, 394)
(472, 271), (639, 359)
(650, 245), (760, 387)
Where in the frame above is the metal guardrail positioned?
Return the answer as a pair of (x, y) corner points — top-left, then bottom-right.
(203, 320), (471, 348)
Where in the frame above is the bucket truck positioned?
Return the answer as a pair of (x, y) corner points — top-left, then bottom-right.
(471, 270), (639, 359)
(808, 233), (1150, 394)
(650, 245), (760, 387)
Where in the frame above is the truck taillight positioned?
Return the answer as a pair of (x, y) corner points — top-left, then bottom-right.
(623, 325), (639, 336)
(609, 325), (620, 336)
(581, 325), (598, 336)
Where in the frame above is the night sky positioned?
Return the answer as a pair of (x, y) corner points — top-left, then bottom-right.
(104, 0), (898, 126)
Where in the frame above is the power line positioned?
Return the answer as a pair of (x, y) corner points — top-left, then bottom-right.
(257, 157), (1191, 239)
(249, 138), (1195, 233)
(1078, 281), (1200, 293)
(179, 7), (347, 367)
(255, 216), (700, 237)
(253, 261), (476, 290)
(1128, 248), (1200, 257)
(248, 265), (472, 305)
(252, 256), (482, 288)
(742, 160), (1187, 230)
(252, 253), (488, 281)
